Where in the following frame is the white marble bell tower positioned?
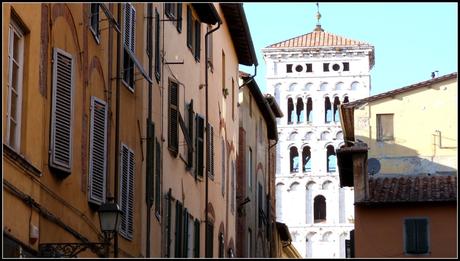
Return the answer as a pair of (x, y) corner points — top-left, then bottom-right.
(263, 5), (375, 258)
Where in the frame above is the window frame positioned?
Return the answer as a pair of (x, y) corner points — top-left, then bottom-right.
(377, 113), (394, 141)
(122, 3), (136, 91)
(6, 16), (25, 152)
(90, 3), (101, 43)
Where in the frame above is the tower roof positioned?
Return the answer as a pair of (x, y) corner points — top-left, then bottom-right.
(265, 29), (372, 49)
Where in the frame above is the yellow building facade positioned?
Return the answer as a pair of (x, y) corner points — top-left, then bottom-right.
(3, 2), (263, 258)
(350, 73), (457, 175)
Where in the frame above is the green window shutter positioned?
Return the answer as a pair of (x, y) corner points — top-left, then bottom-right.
(186, 6), (192, 49)
(187, 101), (194, 169)
(168, 81), (179, 154)
(183, 208), (189, 257)
(205, 222), (213, 257)
(166, 190), (172, 257)
(416, 219), (428, 254)
(154, 8), (160, 82)
(195, 115), (204, 178)
(154, 138), (161, 215)
(194, 20), (200, 61)
(405, 218), (429, 254)
(146, 120), (155, 206)
(175, 201), (183, 257)
(176, 3), (182, 33)
(194, 219), (200, 257)
(207, 124), (214, 179)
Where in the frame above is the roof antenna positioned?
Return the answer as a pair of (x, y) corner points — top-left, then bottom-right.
(431, 70), (439, 79)
(314, 2), (324, 31)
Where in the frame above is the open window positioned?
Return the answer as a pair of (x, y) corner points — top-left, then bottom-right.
(333, 96), (341, 122)
(326, 145), (336, 172)
(287, 97), (294, 125)
(296, 97), (304, 123)
(290, 146), (299, 173)
(325, 97), (332, 123)
(302, 146), (312, 172)
(306, 97), (313, 123)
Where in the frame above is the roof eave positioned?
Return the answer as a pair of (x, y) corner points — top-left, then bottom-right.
(220, 3), (258, 66)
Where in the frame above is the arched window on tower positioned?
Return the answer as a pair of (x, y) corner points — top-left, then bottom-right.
(302, 146), (312, 172)
(333, 97), (341, 122)
(343, 96), (349, 104)
(314, 195), (326, 223)
(296, 97), (304, 123)
(325, 97), (332, 123)
(287, 98), (294, 125)
(326, 145), (337, 172)
(290, 146), (299, 173)
(306, 97), (313, 123)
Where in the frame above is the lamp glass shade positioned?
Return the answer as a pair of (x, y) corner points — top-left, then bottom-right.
(99, 202), (121, 233)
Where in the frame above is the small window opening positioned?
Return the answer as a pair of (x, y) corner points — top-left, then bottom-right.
(343, 62), (349, 71)
(295, 65), (303, 72)
(323, 63), (329, 72)
(296, 97), (304, 123)
(314, 195), (326, 222)
(287, 98), (294, 125)
(326, 145), (336, 172)
(325, 97), (332, 123)
(306, 97), (313, 123)
(306, 63), (313, 72)
(286, 64), (293, 73)
(333, 97), (341, 122)
(290, 147), (299, 173)
(303, 146), (312, 172)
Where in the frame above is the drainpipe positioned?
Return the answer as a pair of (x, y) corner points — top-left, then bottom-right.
(114, 3), (122, 257)
(205, 20), (221, 257)
(146, 3), (153, 257)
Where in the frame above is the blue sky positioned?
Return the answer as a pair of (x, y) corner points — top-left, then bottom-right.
(240, 2), (458, 95)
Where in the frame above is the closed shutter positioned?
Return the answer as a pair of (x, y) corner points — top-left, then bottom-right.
(119, 144), (135, 240)
(186, 6), (192, 49)
(194, 219), (200, 257)
(194, 20), (200, 60)
(154, 8), (160, 82)
(405, 218), (429, 254)
(195, 115), (204, 178)
(154, 138), (161, 215)
(183, 208), (189, 257)
(207, 124), (214, 178)
(176, 3), (182, 32)
(168, 81), (179, 154)
(50, 48), (74, 174)
(146, 120), (155, 206)
(88, 97), (107, 205)
(187, 101), (194, 169)
(124, 3), (136, 52)
(175, 201), (183, 257)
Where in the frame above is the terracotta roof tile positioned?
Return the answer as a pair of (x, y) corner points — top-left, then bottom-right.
(265, 30), (372, 49)
(366, 175), (457, 204)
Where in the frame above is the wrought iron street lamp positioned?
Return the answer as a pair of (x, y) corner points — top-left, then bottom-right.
(39, 198), (122, 257)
